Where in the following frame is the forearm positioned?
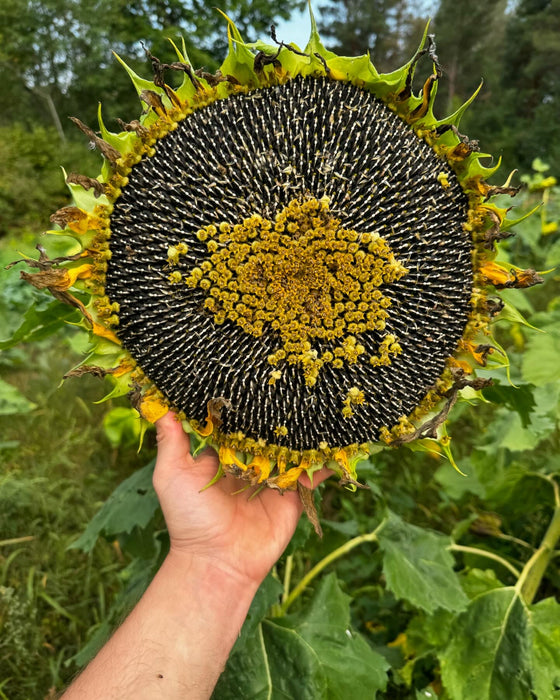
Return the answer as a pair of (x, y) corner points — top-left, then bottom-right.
(62, 551), (260, 699)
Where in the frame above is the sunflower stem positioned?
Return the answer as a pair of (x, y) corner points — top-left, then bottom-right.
(448, 544), (520, 578)
(281, 554), (294, 606)
(517, 505), (560, 605)
(279, 518), (387, 614)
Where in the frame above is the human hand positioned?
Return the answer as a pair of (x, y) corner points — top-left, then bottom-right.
(153, 412), (328, 587)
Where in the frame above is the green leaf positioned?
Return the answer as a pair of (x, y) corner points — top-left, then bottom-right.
(459, 568), (504, 600)
(545, 236), (560, 268)
(102, 407), (142, 448)
(439, 588), (532, 700)
(236, 574), (283, 652)
(69, 460), (159, 553)
(522, 325), (560, 386)
(214, 574), (389, 699)
(480, 402), (556, 453)
(0, 378), (37, 415)
(435, 459), (486, 500)
(485, 465), (553, 515)
(497, 411), (543, 451)
(482, 383), (536, 428)
(0, 299), (80, 349)
(531, 597), (560, 698)
(377, 511), (468, 614)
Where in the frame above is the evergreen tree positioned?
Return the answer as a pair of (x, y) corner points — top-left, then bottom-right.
(318, 0), (433, 73)
(497, 0), (560, 171)
(432, 0), (508, 117)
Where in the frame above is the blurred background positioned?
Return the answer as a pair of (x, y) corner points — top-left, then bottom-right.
(1, 1), (559, 697)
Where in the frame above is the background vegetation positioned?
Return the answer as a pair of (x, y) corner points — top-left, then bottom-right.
(1, 0), (560, 698)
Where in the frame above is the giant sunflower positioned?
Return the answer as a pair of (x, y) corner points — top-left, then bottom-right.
(18, 11), (541, 494)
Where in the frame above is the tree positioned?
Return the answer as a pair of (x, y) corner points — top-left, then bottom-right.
(318, 0), (434, 73)
(432, 0), (508, 118)
(0, 0), (304, 137)
(497, 0), (560, 171)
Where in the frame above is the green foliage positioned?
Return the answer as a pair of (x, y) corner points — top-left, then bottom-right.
(215, 575), (390, 699)
(0, 0), (304, 134)
(439, 588), (532, 700)
(438, 588), (560, 700)
(69, 460), (159, 554)
(377, 512), (468, 614)
(531, 597), (560, 699)
(0, 124), (99, 236)
(522, 308), (560, 385)
(102, 407), (143, 448)
(0, 378), (36, 415)
(0, 262), (158, 696)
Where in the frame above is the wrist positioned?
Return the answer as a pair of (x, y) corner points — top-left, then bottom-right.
(164, 546), (262, 600)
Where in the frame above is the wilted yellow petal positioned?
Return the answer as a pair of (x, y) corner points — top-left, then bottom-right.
(274, 467), (303, 489)
(139, 394), (168, 422)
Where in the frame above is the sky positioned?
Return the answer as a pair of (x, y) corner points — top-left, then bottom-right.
(270, 7), (316, 50)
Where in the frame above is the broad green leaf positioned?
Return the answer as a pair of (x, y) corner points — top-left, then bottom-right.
(69, 460), (159, 553)
(0, 378), (37, 415)
(103, 406), (142, 448)
(435, 460), (486, 500)
(545, 236), (560, 268)
(459, 568), (504, 600)
(236, 574), (283, 651)
(439, 588), (532, 700)
(482, 383), (536, 428)
(498, 412), (543, 451)
(531, 597), (560, 698)
(486, 465), (553, 514)
(481, 404), (555, 453)
(214, 574), (389, 699)
(0, 299), (80, 349)
(377, 511), (468, 614)
(534, 382), (560, 416)
(283, 574), (389, 697)
(522, 325), (560, 386)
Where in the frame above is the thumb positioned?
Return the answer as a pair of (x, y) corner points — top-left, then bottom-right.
(154, 412), (191, 476)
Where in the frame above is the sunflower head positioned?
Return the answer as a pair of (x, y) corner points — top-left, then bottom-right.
(18, 9), (542, 494)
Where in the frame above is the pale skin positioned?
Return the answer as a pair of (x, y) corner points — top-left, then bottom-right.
(62, 412), (327, 699)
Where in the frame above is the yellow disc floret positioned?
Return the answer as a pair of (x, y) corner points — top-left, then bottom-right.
(174, 197), (407, 386)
